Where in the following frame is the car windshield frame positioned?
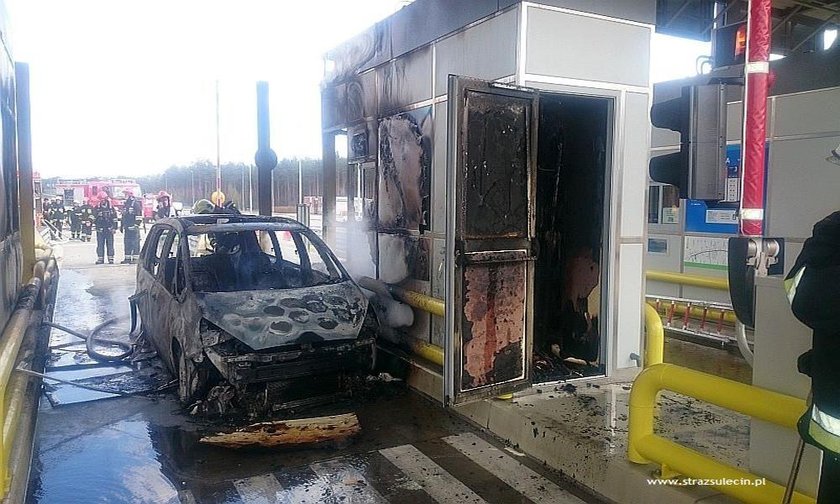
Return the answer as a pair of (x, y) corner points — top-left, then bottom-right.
(182, 223), (350, 293)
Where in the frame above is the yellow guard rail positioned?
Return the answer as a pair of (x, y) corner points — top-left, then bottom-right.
(646, 270), (729, 291)
(628, 363), (814, 503)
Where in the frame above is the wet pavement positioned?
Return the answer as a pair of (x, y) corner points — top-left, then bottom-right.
(27, 238), (603, 504)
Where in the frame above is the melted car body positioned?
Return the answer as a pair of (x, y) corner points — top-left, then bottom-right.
(133, 215), (376, 410)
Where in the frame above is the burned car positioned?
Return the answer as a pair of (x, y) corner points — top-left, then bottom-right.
(132, 215), (377, 412)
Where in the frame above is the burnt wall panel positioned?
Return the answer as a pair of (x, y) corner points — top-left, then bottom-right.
(376, 46), (432, 115)
(389, 0), (500, 58)
(378, 233), (431, 285)
(461, 261), (526, 391)
(346, 70), (377, 124)
(463, 91), (528, 239)
(377, 107), (432, 232)
(321, 83), (347, 131)
(324, 24), (391, 84)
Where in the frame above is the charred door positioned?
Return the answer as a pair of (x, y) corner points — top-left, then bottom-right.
(444, 77), (537, 406)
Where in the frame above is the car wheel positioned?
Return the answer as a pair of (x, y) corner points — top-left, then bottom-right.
(176, 344), (209, 405)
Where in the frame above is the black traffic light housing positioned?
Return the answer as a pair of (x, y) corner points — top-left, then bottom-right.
(649, 83), (729, 201)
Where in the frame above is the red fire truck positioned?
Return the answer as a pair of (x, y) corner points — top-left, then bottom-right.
(54, 178), (142, 209)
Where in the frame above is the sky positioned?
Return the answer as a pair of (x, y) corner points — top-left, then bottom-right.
(6, 0), (710, 179)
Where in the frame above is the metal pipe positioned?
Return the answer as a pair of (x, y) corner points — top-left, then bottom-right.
(644, 304), (664, 368)
(407, 338), (444, 367)
(740, 0), (772, 236)
(646, 270), (729, 291)
(0, 278), (40, 494)
(15, 63), (36, 279)
(628, 363), (813, 503)
(388, 286), (445, 318)
(734, 320), (754, 366)
(646, 299), (737, 324)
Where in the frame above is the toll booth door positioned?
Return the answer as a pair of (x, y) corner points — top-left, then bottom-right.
(444, 76), (537, 406)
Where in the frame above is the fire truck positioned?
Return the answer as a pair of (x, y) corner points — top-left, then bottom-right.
(53, 178), (142, 209)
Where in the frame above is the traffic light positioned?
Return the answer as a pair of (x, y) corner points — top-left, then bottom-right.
(649, 83), (728, 201)
(713, 22), (747, 69)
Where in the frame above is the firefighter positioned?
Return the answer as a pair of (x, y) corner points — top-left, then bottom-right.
(51, 199), (65, 239)
(79, 198), (95, 242)
(94, 193), (118, 264)
(120, 190), (143, 264)
(69, 202), (83, 240)
(155, 190), (172, 220)
(785, 211), (840, 502)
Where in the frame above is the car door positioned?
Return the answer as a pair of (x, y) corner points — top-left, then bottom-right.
(151, 229), (181, 370)
(444, 76), (538, 406)
(136, 227), (166, 344)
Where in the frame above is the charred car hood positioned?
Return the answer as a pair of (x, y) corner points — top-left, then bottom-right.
(194, 282), (368, 351)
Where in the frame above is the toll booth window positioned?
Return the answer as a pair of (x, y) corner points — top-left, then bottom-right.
(648, 184), (680, 224)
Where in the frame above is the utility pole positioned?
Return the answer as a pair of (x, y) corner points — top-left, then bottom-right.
(255, 82), (277, 216)
(215, 80), (222, 196)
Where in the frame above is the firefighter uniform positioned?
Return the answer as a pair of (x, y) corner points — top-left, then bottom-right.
(79, 203), (94, 242)
(121, 195), (143, 263)
(785, 210), (840, 502)
(70, 203), (82, 239)
(94, 199), (118, 264)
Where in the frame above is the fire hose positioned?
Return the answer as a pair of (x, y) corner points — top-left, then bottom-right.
(43, 318), (136, 362)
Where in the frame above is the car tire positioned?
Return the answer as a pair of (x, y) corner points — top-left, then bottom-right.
(175, 344), (209, 405)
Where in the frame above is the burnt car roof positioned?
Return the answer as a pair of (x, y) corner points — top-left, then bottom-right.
(152, 214), (309, 233)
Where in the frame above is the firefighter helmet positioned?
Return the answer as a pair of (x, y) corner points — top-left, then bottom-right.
(192, 199), (214, 215)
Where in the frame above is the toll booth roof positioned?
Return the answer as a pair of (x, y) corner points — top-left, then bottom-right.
(323, 0), (656, 83)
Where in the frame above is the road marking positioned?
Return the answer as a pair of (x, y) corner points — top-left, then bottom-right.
(444, 432), (585, 504)
(380, 444), (487, 504)
(310, 458), (388, 503)
(233, 473), (284, 504)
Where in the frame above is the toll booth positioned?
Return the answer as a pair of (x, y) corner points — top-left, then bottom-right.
(321, 0), (654, 404)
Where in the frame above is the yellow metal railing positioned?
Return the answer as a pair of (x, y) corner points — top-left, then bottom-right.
(646, 270), (729, 291)
(0, 277), (41, 494)
(0, 255), (56, 497)
(627, 363), (813, 503)
(644, 304), (664, 368)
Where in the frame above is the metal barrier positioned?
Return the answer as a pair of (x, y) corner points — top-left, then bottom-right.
(628, 363), (813, 503)
(646, 270), (729, 291)
(643, 304), (664, 368)
(0, 256), (57, 496)
(0, 278), (41, 494)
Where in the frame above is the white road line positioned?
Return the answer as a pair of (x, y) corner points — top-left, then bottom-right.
(380, 444), (487, 504)
(444, 432), (585, 504)
(310, 459), (388, 504)
(233, 473), (284, 504)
